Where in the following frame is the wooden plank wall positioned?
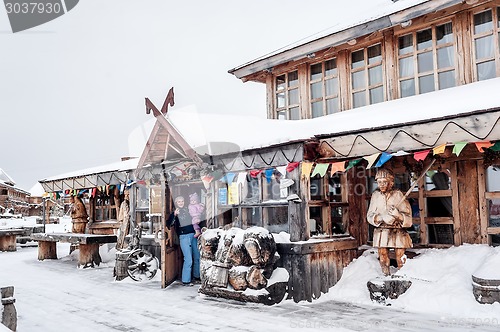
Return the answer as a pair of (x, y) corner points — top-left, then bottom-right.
(277, 238), (358, 303)
(456, 160), (481, 244)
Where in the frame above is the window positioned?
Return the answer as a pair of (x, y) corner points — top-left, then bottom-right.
(398, 22), (456, 98)
(472, 9), (500, 81)
(486, 165), (500, 246)
(276, 71), (300, 120)
(94, 189), (117, 222)
(350, 43), (384, 108)
(309, 59), (339, 118)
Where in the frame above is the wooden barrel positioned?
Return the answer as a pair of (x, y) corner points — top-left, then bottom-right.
(472, 275), (500, 304)
(114, 251), (130, 281)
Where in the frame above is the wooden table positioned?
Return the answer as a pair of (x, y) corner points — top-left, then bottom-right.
(31, 233), (117, 268)
(0, 229), (27, 252)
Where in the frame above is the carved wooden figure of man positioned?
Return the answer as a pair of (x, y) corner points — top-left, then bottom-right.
(116, 189), (130, 250)
(70, 195), (88, 233)
(367, 168), (412, 275)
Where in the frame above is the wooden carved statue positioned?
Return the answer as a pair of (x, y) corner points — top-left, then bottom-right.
(70, 195), (88, 233)
(116, 189), (130, 250)
(367, 168), (412, 275)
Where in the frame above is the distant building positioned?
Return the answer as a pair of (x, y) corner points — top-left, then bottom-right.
(0, 168), (30, 215)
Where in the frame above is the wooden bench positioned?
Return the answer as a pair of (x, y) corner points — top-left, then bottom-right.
(0, 229), (29, 251)
(31, 233), (117, 268)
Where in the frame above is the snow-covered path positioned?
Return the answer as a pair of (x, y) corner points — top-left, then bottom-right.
(1, 244), (498, 332)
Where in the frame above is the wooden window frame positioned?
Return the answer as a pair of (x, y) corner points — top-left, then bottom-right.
(396, 19), (458, 97)
(275, 70), (300, 120)
(349, 42), (385, 108)
(484, 163), (500, 245)
(471, 6), (500, 81)
(309, 58), (340, 118)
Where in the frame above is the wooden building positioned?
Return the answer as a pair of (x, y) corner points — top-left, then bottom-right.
(0, 168), (30, 216)
(135, 0), (500, 302)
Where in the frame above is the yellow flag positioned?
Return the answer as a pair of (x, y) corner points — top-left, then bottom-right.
(301, 162), (313, 178)
(433, 143), (447, 155)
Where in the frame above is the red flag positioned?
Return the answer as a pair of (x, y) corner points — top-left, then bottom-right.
(413, 150), (430, 161)
(249, 169), (263, 178)
(286, 162), (300, 173)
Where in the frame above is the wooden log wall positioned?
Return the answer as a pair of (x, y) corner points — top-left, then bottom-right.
(277, 236), (357, 302)
(346, 166), (368, 246)
(456, 160), (482, 244)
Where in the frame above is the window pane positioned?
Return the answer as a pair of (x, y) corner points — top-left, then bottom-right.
(428, 224), (454, 245)
(399, 57), (414, 77)
(277, 111), (286, 120)
(311, 63), (322, 81)
(369, 86), (384, 104)
(351, 50), (364, 69)
(399, 34), (413, 55)
(417, 28), (432, 50)
(310, 176), (324, 200)
(368, 65), (382, 85)
(437, 46), (454, 68)
(438, 70), (456, 90)
(276, 75), (285, 91)
(419, 74), (435, 94)
(311, 101), (323, 118)
(400, 79), (415, 97)
(418, 51), (434, 73)
(477, 60), (496, 81)
(326, 97), (339, 115)
(353, 91), (366, 108)
(486, 165), (500, 191)
(352, 70), (366, 90)
(277, 92), (285, 108)
(263, 207), (289, 233)
(325, 59), (337, 76)
(288, 71), (298, 87)
(325, 78), (338, 97)
(290, 107), (300, 120)
(475, 35), (494, 60)
(289, 88), (299, 105)
(488, 199), (500, 227)
(436, 22), (453, 45)
(310, 82), (322, 99)
(474, 10), (493, 35)
(368, 44), (382, 64)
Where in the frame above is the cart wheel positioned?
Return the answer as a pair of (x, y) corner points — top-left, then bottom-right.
(127, 249), (159, 282)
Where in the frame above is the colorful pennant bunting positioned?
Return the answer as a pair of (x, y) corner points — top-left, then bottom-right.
(413, 150), (430, 161)
(452, 142), (467, 156)
(330, 162), (346, 175)
(249, 170), (262, 178)
(433, 143), (447, 155)
(345, 159), (361, 171)
(374, 152), (392, 167)
(286, 162), (300, 173)
(301, 162), (313, 177)
(475, 141), (494, 152)
(364, 153), (380, 169)
(264, 169), (274, 183)
(311, 163), (329, 177)
(276, 166), (287, 176)
(490, 141), (500, 151)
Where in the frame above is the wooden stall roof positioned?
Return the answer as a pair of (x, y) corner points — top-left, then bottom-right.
(39, 158), (138, 192)
(228, 0), (463, 81)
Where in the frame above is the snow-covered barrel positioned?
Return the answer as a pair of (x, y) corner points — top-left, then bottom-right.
(472, 275), (500, 304)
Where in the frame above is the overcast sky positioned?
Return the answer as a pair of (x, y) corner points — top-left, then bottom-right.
(0, 0), (381, 191)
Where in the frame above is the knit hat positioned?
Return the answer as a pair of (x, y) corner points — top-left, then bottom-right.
(189, 192), (199, 202)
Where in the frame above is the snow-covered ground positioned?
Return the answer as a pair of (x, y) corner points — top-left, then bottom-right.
(1, 219), (499, 331)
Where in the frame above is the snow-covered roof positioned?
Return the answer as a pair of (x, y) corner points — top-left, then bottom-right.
(229, 0), (462, 79)
(0, 168), (15, 186)
(130, 77), (500, 159)
(29, 182), (46, 197)
(40, 158), (138, 182)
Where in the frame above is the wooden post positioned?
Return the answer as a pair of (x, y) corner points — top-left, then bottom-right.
(457, 160), (481, 244)
(477, 160), (489, 244)
(1, 286), (17, 331)
(78, 243), (101, 268)
(289, 166), (309, 242)
(160, 172), (167, 288)
(38, 241), (57, 260)
(0, 236), (17, 252)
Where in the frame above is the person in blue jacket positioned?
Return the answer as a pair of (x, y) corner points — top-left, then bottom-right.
(167, 195), (201, 286)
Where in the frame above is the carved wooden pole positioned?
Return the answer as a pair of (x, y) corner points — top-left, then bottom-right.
(1, 286), (17, 331)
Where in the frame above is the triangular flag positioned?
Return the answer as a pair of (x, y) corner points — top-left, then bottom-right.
(264, 169), (274, 183)
(311, 163), (329, 177)
(475, 141), (494, 152)
(433, 143), (447, 155)
(249, 170), (263, 178)
(490, 141), (500, 151)
(345, 159), (361, 171)
(413, 150), (430, 161)
(220, 172), (236, 183)
(374, 152), (392, 167)
(301, 162), (313, 177)
(452, 142), (467, 156)
(392, 150), (410, 156)
(330, 162), (346, 175)
(364, 153), (380, 169)
(286, 162), (300, 173)
(276, 166), (287, 176)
